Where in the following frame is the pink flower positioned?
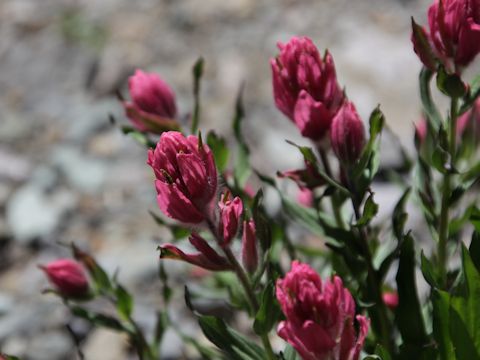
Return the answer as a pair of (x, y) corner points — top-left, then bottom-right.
(271, 36), (344, 141)
(382, 291), (399, 310)
(218, 191), (243, 245)
(241, 219), (258, 273)
(330, 102), (365, 165)
(40, 259), (89, 298)
(276, 261), (369, 360)
(159, 233), (231, 271)
(148, 131), (218, 223)
(297, 187), (314, 207)
(123, 69), (180, 134)
(412, 0), (480, 72)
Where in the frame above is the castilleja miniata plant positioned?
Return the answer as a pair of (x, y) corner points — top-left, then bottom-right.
(30, 1), (480, 359)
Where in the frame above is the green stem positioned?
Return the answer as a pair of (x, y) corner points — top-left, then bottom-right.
(438, 97), (458, 287)
(206, 219), (276, 360)
(222, 247), (276, 360)
(318, 148), (346, 229)
(351, 199), (394, 354)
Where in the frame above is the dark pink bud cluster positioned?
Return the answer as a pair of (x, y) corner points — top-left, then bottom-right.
(241, 219), (258, 273)
(412, 0), (480, 72)
(123, 69), (180, 134)
(148, 131), (218, 224)
(40, 259), (90, 298)
(330, 101), (366, 165)
(271, 37), (344, 141)
(218, 191), (243, 246)
(276, 261), (369, 360)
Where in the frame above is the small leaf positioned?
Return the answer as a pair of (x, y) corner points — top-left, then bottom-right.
(198, 316), (266, 360)
(355, 193), (378, 226)
(281, 345), (300, 360)
(470, 231), (480, 273)
(395, 234), (428, 354)
(375, 344), (392, 360)
(431, 290), (455, 360)
(436, 65), (466, 98)
(392, 188), (411, 240)
(419, 68), (443, 129)
(253, 282), (281, 335)
(115, 284), (133, 319)
(72, 244), (112, 292)
(71, 306), (125, 332)
(420, 251), (440, 288)
(207, 131), (230, 173)
(431, 146), (449, 174)
(191, 57), (204, 135)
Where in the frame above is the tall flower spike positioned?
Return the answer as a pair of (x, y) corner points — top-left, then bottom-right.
(148, 131), (218, 224)
(271, 36), (344, 141)
(411, 0), (480, 72)
(218, 191), (243, 246)
(40, 259), (90, 299)
(276, 261), (369, 360)
(123, 69), (180, 134)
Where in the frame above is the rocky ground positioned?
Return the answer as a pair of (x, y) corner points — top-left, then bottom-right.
(0, 0), (477, 359)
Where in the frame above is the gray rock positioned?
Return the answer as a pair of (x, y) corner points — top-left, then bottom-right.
(51, 146), (107, 193)
(27, 330), (73, 360)
(6, 183), (76, 243)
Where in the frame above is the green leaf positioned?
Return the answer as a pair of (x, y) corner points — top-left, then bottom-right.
(420, 251), (440, 288)
(392, 188), (411, 240)
(431, 145), (449, 174)
(154, 311), (169, 345)
(121, 126), (155, 148)
(285, 140), (349, 195)
(115, 284), (133, 319)
(431, 290), (455, 360)
(470, 207), (480, 233)
(395, 235), (428, 354)
(353, 107), (385, 181)
(460, 73), (480, 114)
(191, 57), (204, 135)
(375, 344), (392, 360)
(470, 231), (480, 273)
(436, 65), (466, 98)
(355, 193), (378, 226)
(198, 316), (266, 360)
(449, 246), (480, 356)
(207, 131), (230, 173)
(232, 85), (251, 189)
(253, 282), (281, 335)
(281, 345), (300, 360)
(72, 244), (112, 292)
(419, 68), (443, 129)
(71, 306), (125, 332)
(280, 194), (324, 236)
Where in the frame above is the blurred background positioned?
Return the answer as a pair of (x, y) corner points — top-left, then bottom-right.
(0, 0), (477, 359)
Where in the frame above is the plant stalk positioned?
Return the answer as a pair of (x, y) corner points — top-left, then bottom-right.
(438, 97), (458, 287)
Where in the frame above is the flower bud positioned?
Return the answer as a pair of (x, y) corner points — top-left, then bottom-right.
(241, 219), (258, 273)
(159, 233), (231, 271)
(382, 291), (399, 310)
(148, 131), (218, 223)
(123, 69), (180, 134)
(412, 0), (480, 72)
(271, 37), (344, 141)
(297, 187), (314, 207)
(330, 101), (365, 165)
(40, 259), (89, 298)
(276, 261), (369, 360)
(218, 192), (243, 246)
